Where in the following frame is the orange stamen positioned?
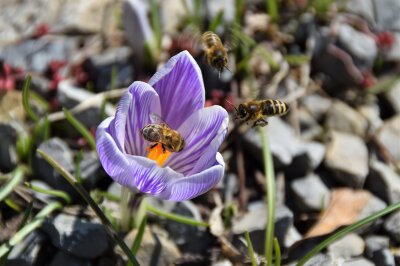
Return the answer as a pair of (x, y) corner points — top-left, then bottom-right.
(146, 143), (171, 167)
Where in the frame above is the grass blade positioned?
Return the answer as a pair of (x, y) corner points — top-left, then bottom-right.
(297, 201), (400, 266)
(25, 182), (71, 204)
(63, 108), (96, 150)
(266, 0), (279, 22)
(146, 204), (209, 227)
(0, 201), (62, 258)
(130, 216), (147, 257)
(245, 230), (257, 266)
(274, 238), (281, 266)
(4, 198), (22, 212)
(36, 149), (139, 266)
(22, 75), (40, 123)
(259, 127), (276, 266)
(0, 166), (26, 202)
(209, 10), (224, 32)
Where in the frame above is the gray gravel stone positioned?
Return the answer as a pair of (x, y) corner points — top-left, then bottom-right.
(342, 257), (375, 266)
(326, 100), (368, 137)
(232, 202), (294, 254)
(33, 138), (77, 197)
(49, 251), (92, 266)
(291, 173), (330, 212)
(42, 214), (109, 259)
(384, 211), (400, 243)
(365, 235), (395, 266)
(365, 159), (400, 204)
(0, 123), (18, 173)
(324, 131), (369, 187)
(384, 81), (400, 114)
(327, 233), (365, 259)
(376, 115), (400, 161)
(301, 93), (332, 121)
(7, 231), (46, 266)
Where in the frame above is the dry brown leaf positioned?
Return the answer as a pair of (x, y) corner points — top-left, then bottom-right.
(306, 188), (371, 237)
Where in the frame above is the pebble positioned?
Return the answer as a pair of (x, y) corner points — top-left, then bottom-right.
(122, 0), (153, 61)
(337, 23), (377, 67)
(232, 201), (294, 254)
(7, 231), (46, 266)
(342, 257), (375, 266)
(384, 211), (400, 243)
(365, 235), (396, 266)
(324, 131), (369, 187)
(124, 226), (181, 266)
(33, 138), (77, 198)
(301, 94), (332, 121)
(77, 151), (106, 190)
(164, 201), (212, 253)
(0, 123), (18, 173)
(49, 251), (92, 266)
(327, 233), (365, 259)
(375, 115), (400, 161)
(291, 173), (330, 212)
(326, 100), (368, 137)
(384, 80), (400, 114)
(82, 46), (134, 92)
(42, 213), (109, 259)
(365, 159), (400, 204)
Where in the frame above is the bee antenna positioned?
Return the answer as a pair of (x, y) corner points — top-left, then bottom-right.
(225, 66), (231, 73)
(225, 99), (238, 112)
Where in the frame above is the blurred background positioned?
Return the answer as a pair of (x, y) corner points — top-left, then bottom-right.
(0, 0), (399, 265)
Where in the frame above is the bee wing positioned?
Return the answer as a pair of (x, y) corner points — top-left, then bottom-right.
(149, 113), (164, 124)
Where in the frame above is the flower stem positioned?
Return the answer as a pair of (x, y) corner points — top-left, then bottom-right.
(259, 127), (275, 266)
(245, 230), (257, 266)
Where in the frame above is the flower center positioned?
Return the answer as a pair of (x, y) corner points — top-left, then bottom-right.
(146, 143), (171, 167)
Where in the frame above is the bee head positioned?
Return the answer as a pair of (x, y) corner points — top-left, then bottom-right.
(211, 50), (227, 71)
(237, 104), (249, 120)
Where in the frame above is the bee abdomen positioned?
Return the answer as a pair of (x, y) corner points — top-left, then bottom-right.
(263, 100), (289, 116)
(201, 31), (222, 48)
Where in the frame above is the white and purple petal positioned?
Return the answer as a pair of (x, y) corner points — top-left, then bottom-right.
(159, 153), (225, 201)
(149, 51), (205, 129)
(165, 105), (228, 175)
(123, 82), (161, 157)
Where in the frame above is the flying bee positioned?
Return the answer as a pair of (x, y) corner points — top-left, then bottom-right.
(201, 31), (229, 75)
(141, 116), (185, 153)
(229, 99), (289, 127)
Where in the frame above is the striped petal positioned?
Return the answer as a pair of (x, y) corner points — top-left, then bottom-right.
(165, 105), (229, 175)
(159, 153), (225, 201)
(148, 51), (205, 129)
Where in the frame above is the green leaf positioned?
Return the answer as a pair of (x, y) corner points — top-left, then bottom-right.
(22, 76), (40, 122)
(259, 127), (276, 266)
(0, 166), (26, 203)
(274, 237), (281, 266)
(0, 201), (62, 258)
(25, 182), (71, 204)
(146, 204), (209, 227)
(266, 0), (279, 22)
(131, 216), (147, 256)
(209, 11), (224, 32)
(63, 108), (96, 150)
(36, 149), (139, 266)
(245, 230), (257, 266)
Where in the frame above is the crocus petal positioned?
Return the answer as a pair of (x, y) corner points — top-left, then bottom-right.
(165, 105), (228, 175)
(148, 51), (205, 129)
(123, 82), (161, 156)
(96, 118), (183, 195)
(159, 153), (225, 201)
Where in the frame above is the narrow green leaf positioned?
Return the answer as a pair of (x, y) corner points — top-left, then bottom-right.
(274, 238), (281, 266)
(29, 90), (50, 112)
(100, 99), (108, 120)
(367, 75), (400, 94)
(131, 216), (147, 256)
(259, 127), (276, 266)
(146, 204), (209, 227)
(63, 108), (96, 150)
(25, 182), (71, 204)
(36, 149), (139, 266)
(22, 76), (40, 122)
(20, 201), (34, 228)
(150, 0), (162, 50)
(209, 11), (224, 32)
(297, 201), (400, 266)
(245, 230), (257, 266)
(266, 0), (279, 22)
(4, 198), (22, 212)
(74, 150), (84, 183)
(0, 201), (62, 258)
(0, 166), (26, 202)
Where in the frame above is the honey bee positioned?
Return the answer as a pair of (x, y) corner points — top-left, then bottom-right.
(201, 31), (228, 74)
(141, 119), (185, 153)
(231, 99), (289, 127)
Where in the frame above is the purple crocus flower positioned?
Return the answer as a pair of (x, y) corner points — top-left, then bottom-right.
(96, 51), (229, 201)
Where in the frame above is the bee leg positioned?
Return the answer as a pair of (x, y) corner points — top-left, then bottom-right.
(161, 144), (167, 154)
(253, 119), (268, 127)
(147, 143), (158, 152)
